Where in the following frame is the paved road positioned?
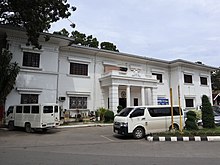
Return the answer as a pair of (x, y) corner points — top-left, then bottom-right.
(0, 126), (220, 165)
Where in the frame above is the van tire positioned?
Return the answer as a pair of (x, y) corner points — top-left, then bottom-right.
(133, 127), (145, 139)
(8, 121), (14, 131)
(25, 123), (33, 133)
(169, 124), (179, 131)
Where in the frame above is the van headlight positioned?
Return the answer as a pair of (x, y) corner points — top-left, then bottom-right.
(120, 122), (128, 127)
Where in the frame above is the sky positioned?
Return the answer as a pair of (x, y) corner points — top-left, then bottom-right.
(50, 0), (220, 67)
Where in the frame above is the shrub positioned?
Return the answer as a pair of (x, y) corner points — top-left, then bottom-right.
(201, 95), (215, 128)
(185, 111), (198, 130)
(104, 110), (114, 122)
(97, 107), (107, 121)
(117, 105), (123, 113)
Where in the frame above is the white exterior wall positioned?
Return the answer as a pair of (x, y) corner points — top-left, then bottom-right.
(2, 27), (214, 115)
(5, 33), (59, 111)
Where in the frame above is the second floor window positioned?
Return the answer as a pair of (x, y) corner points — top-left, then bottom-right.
(70, 63), (88, 76)
(184, 74), (192, 84)
(152, 73), (163, 83)
(21, 94), (39, 104)
(200, 77), (208, 85)
(23, 52), (40, 67)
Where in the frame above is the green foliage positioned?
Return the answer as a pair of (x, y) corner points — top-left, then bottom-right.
(100, 42), (119, 52)
(97, 107), (107, 121)
(185, 111), (199, 130)
(70, 31), (99, 48)
(211, 69), (220, 91)
(201, 95), (215, 128)
(189, 109), (202, 120)
(53, 28), (70, 37)
(57, 29), (119, 51)
(0, 49), (20, 105)
(104, 110), (114, 122)
(117, 105), (123, 113)
(0, 0), (75, 49)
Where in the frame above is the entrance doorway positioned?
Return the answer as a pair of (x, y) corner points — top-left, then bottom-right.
(119, 98), (127, 108)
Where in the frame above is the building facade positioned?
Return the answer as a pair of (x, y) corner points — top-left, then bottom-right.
(0, 26), (216, 117)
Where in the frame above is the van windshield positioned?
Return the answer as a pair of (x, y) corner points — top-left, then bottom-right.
(117, 108), (133, 117)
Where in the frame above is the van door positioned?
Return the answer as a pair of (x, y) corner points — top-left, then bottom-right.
(147, 107), (170, 133)
(54, 105), (60, 124)
(42, 106), (55, 126)
(5, 106), (15, 124)
(128, 107), (146, 134)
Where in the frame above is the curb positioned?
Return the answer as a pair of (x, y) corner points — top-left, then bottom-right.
(57, 123), (113, 129)
(146, 136), (220, 142)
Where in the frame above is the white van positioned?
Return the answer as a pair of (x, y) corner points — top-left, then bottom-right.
(113, 105), (184, 139)
(5, 103), (60, 132)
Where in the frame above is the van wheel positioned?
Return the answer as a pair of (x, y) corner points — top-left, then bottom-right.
(8, 121), (14, 131)
(169, 124), (179, 131)
(133, 127), (145, 139)
(25, 123), (33, 133)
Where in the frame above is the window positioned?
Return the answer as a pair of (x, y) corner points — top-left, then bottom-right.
(152, 73), (163, 83)
(23, 52), (40, 67)
(16, 106), (22, 113)
(70, 63), (88, 76)
(21, 94), (38, 104)
(55, 106), (58, 113)
(31, 106), (39, 114)
(23, 106), (30, 113)
(185, 99), (194, 108)
(43, 106), (53, 113)
(148, 107), (181, 117)
(130, 108), (145, 117)
(200, 77), (208, 85)
(69, 97), (87, 109)
(184, 74), (193, 84)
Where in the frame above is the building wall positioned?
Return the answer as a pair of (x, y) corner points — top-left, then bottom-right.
(3, 28), (214, 115)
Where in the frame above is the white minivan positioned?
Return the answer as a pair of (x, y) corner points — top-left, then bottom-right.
(113, 105), (184, 139)
(5, 103), (60, 132)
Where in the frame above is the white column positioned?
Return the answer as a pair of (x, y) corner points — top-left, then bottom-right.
(126, 85), (131, 107)
(141, 86), (145, 105)
(109, 85), (119, 114)
(151, 87), (157, 105)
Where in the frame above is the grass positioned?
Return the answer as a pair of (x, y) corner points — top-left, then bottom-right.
(153, 127), (220, 137)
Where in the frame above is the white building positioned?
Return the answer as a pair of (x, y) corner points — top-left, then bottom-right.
(0, 26), (217, 116)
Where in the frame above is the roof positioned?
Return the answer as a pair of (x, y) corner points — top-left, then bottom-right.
(0, 24), (218, 71)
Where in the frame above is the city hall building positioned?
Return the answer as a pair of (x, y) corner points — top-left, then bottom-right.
(0, 26), (217, 117)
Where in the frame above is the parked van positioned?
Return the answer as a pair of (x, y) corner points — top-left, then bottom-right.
(113, 105), (184, 139)
(5, 103), (60, 132)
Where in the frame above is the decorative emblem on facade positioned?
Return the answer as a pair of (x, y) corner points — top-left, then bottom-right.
(121, 91), (126, 98)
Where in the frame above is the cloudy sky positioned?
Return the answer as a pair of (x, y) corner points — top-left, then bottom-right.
(50, 0), (220, 67)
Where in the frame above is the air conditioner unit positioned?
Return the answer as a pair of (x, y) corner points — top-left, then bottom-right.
(59, 97), (66, 102)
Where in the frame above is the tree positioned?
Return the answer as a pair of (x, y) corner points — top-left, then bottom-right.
(185, 111), (198, 130)
(70, 31), (99, 48)
(0, 0), (76, 49)
(201, 95), (215, 128)
(53, 28), (70, 37)
(211, 69), (220, 92)
(0, 49), (20, 122)
(100, 42), (119, 52)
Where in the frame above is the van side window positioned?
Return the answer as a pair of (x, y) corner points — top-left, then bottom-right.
(148, 107), (182, 117)
(23, 106), (31, 113)
(130, 108), (145, 118)
(148, 107), (170, 117)
(32, 106), (39, 114)
(16, 106), (22, 113)
(43, 106), (53, 113)
(173, 107), (182, 115)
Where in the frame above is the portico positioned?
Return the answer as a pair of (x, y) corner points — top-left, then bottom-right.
(99, 70), (158, 114)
